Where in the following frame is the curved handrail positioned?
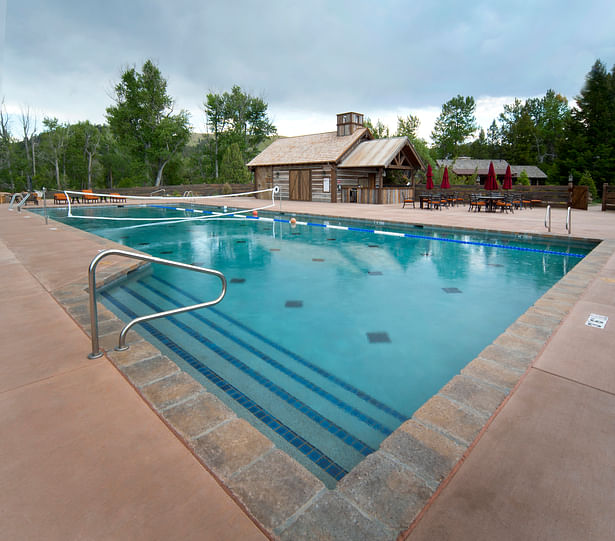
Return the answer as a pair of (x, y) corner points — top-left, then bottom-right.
(566, 206), (572, 235)
(87, 249), (226, 358)
(183, 190), (194, 197)
(150, 188), (166, 196)
(544, 205), (551, 232)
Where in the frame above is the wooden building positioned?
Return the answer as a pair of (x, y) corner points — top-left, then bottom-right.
(248, 113), (424, 203)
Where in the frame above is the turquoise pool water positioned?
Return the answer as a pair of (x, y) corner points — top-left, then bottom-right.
(40, 205), (595, 486)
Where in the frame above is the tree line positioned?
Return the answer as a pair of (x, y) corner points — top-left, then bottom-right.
(0, 59), (276, 193)
(0, 58), (613, 196)
(368, 59), (615, 197)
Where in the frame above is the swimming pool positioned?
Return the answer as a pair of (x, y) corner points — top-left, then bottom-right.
(41, 205), (595, 486)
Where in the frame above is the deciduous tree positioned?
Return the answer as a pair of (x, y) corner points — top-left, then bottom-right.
(106, 60), (191, 186)
(431, 95), (478, 159)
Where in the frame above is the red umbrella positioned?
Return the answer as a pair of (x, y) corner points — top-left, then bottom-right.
(441, 166), (450, 189)
(485, 161), (499, 190)
(426, 164), (434, 190)
(502, 165), (513, 190)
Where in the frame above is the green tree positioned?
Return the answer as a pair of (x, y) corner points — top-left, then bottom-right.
(518, 169), (530, 185)
(563, 60), (615, 194)
(431, 95), (478, 159)
(106, 59), (191, 186)
(204, 86), (276, 179)
(395, 114), (434, 169)
(219, 142), (251, 184)
(364, 117), (389, 138)
(0, 100), (15, 191)
(40, 117), (70, 189)
(579, 170), (598, 200)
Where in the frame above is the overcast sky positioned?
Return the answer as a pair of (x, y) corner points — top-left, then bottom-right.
(1, 0), (614, 141)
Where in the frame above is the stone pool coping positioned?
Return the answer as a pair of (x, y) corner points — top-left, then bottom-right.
(49, 217), (614, 540)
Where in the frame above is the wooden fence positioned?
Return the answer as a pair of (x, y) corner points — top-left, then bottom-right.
(414, 185), (588, 210)
(602, 184), (615, 211)
(340, 186), (413, 204)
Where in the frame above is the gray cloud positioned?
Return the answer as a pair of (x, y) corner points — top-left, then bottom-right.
(2, 0), (614, 135)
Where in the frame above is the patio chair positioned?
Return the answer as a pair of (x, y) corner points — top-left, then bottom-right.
(110, 193), (127, 203)
(82, 189), (99, 203)
(54, 192), (68, 204)
(402, 195), (415, 208)
(468, 194), (485, 212)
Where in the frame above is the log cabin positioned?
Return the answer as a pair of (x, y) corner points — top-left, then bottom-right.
(248, 113), (425, 204)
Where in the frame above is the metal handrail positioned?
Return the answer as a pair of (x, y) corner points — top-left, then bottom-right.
(87, 249), (227, 359)
(183, 190), (194, 197)
(544, 205), (551, 232)
(566, 206), (572, 235)
(150, 188), (166, 196)
(15, 192), (31, 211)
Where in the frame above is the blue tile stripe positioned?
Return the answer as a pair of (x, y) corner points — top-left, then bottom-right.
(137, 279), (394, 436)
(151, 275), (408, 423)
(148, 205), (585, 258)
(101, 290), (349, 481)
(119, 285), (376, 457)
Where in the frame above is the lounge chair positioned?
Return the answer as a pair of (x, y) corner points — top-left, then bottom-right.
(110, 193), (127, 203)
(82, 189), (99, 203)
(54, 192), (68, 204)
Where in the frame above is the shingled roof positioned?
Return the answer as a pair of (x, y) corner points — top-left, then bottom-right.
(437, 158), (510, 175)
(247, 128), (368, 167)
(338, 137), (423, 169)
(509, 165), (548, 179)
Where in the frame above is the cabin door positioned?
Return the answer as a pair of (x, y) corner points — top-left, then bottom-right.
(254, 166), (272, 200)
(289, 169), (311, 201)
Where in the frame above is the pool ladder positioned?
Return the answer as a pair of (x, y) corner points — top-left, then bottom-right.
(87, 249), (227, 359)
(544, 205), (572, 235)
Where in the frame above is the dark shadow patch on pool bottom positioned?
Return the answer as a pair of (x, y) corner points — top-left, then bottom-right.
(312, 258), (325, 262)
(285, 300), (303, 308)
(442, 287), (462, 294)
(368, 271), (383, 276)
(367, 332), (391, 343)
(231, 278), (246, 284)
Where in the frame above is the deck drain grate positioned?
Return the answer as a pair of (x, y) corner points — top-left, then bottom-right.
(367, 332), (391, 343)
(442, 287), (462, 294)
(285, 300), (303, 308)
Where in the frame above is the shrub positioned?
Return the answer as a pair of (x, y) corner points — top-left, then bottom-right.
(518, 170), (530, 186)
(579, 171), (598, 200)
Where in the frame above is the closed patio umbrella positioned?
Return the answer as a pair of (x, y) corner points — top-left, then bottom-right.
(502, 165), (513, 190)
(426, 164), (434, 190)
(485, 161), (499, 190)
(441, 166), (451, 189)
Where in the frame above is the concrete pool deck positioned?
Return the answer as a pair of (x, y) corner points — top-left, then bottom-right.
(1, 200), (614, 540)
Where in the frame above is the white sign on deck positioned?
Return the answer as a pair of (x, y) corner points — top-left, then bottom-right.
(585, 313), (608, 329)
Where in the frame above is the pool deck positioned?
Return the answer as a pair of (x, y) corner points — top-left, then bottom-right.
(1, 200), (614, 540)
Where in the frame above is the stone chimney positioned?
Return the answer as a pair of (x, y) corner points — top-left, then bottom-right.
(336, 112), (364, 136)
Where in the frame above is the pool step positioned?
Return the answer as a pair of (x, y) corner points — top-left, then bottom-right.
(101, 280), (407, 485)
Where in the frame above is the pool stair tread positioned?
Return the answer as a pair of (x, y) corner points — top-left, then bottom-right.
(137, 279), (400, 435)
(117, 284), (387, 450)
(101, 289), (351, 484)
(150, 274), (408, 424)
(101, 284), (400, 482)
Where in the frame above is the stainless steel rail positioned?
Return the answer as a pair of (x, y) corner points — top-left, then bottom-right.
(87, 249), (227, 359)
(544, 205), (551, 232)
(566, 206), (572, 235)
(150, 188), (166, 196)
